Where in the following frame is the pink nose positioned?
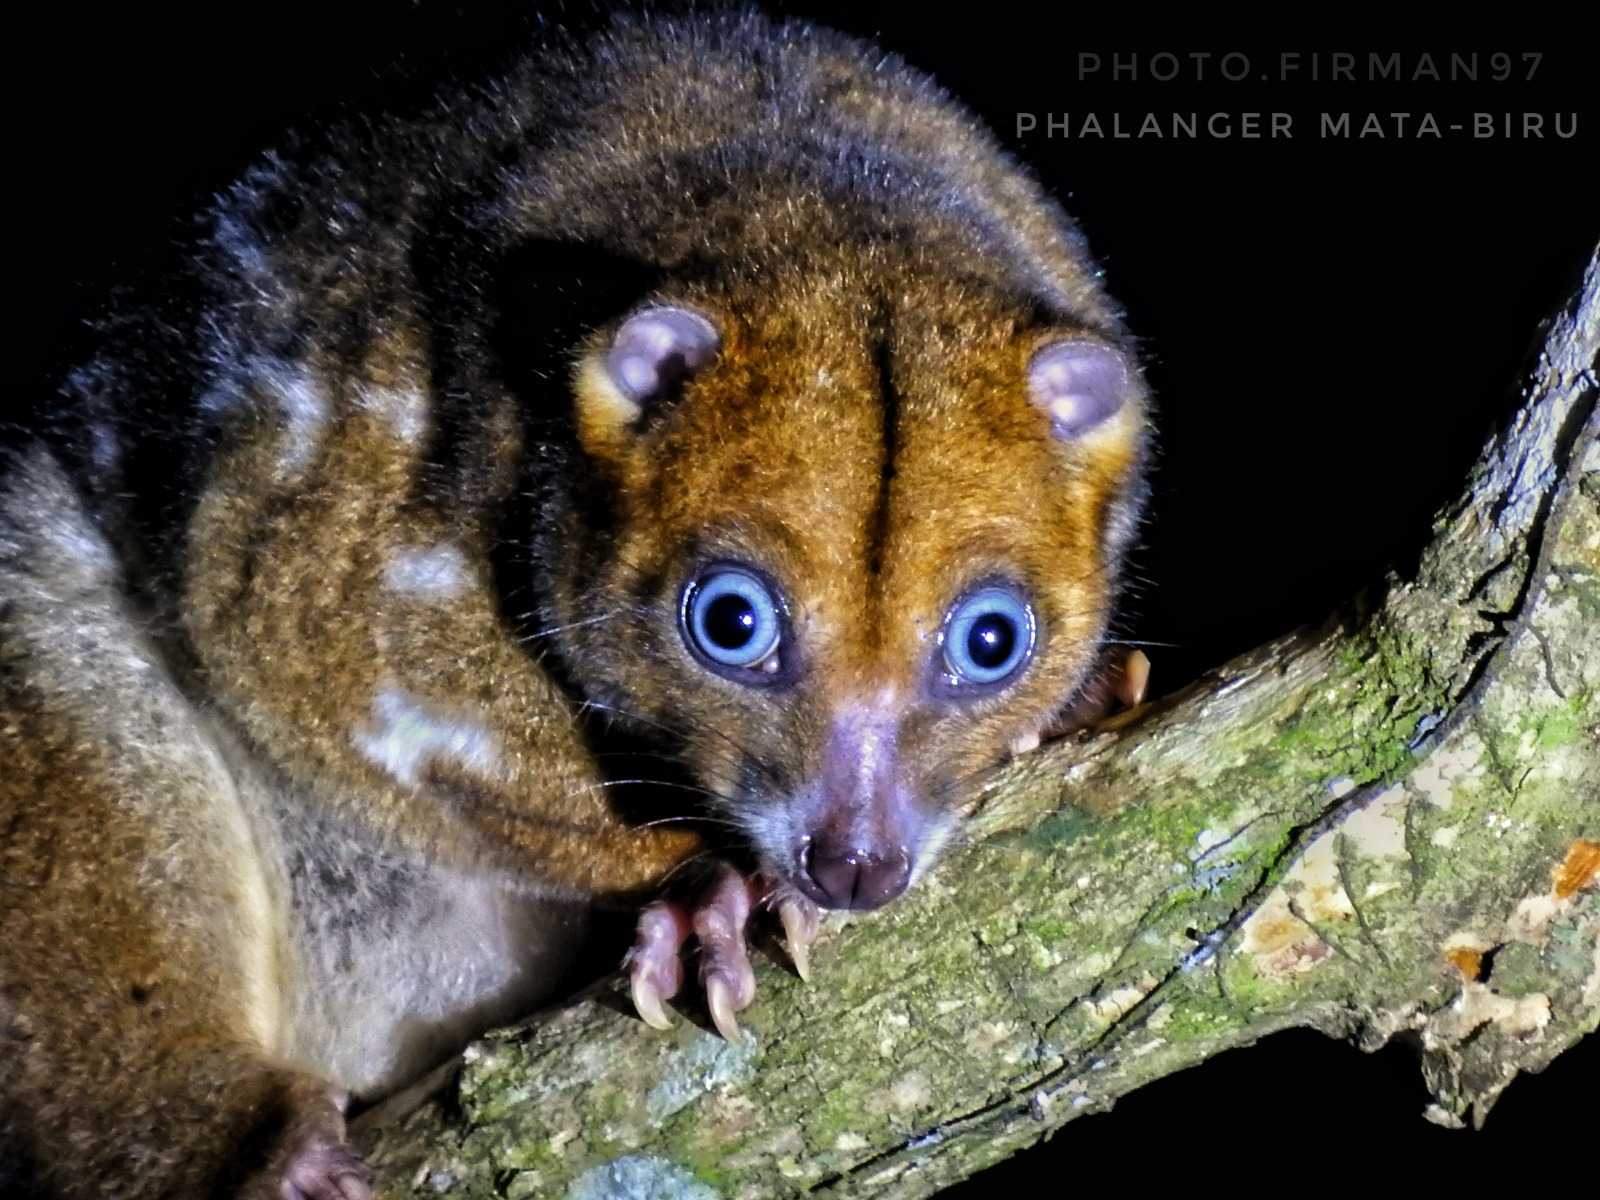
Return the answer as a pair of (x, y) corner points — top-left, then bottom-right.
(801, 840), (911, 910)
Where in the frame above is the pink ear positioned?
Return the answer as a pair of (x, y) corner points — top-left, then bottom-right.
(1028, 340), (1130, 438)
(604, 305), (721, 407)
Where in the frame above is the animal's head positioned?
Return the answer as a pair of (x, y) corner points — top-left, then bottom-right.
(545, 247), (1148, 910)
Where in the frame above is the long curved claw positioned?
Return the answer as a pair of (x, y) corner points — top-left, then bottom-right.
(631, 973), (675, 1031)
(691, 867), (760, 1041)
(1118, 649), (1151, 708)
(631, 865), (804, 1042)
(1009, 729), (1041, 757)
(705, 974), (742, 1042)
(626, 899), (692, 1028)
(778, 897), (819, 983)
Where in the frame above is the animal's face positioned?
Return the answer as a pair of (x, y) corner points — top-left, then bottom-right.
(559, 262), (1147, 909)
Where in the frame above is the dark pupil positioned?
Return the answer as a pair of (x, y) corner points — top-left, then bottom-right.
(967, 614), (1015, 670)
(704, 592), (757, 649)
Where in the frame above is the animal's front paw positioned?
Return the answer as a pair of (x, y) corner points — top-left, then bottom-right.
(1017, 647), (1152, 753)
(239, 1078), (371, 1200)
(625, 864), (819, 1040)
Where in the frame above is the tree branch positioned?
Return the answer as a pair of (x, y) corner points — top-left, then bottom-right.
(358, 250), (1599, 1198)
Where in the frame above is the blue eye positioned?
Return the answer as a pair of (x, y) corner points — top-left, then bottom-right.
(942, 586), (1035, 687)
(682, 567), (783, 674)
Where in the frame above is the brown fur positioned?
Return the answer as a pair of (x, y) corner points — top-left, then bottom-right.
(1, 11), (1147, 1196)
(567, 251), (1141, 815)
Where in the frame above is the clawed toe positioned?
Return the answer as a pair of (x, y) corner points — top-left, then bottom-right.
(1040, 647), (1154, 740)
(626, 899), (692, 1029)
(284, 1141), (372, 1200)
(625, 867), (821, 1038)
(241, 1077), (370, 1200)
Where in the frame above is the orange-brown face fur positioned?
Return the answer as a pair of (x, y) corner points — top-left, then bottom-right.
(562, 250), (1146, 903)
(2, 13), (1158, 1193)
(82, 11), (1153, 914)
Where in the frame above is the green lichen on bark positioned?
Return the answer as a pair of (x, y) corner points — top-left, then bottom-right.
(356, 253), (1600, 1198)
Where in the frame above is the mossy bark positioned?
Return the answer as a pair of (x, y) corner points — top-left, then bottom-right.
(357, 253), (1599, 1199)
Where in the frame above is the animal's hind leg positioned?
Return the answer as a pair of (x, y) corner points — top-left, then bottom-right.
(229, 1076), (372, 1200)
(0, 725), (373, 1199)
(0, 453), (366, 1198)
(0, 699), (374, 1197)
(3, 921), (373, 1199)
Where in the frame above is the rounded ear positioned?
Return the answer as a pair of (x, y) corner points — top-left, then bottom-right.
(1027, 340), (1132, 439)
(575, 305), (722, 450)
(605, 306), (721, 411)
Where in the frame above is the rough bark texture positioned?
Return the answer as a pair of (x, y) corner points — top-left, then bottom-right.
(356, 252), (1599, 1199)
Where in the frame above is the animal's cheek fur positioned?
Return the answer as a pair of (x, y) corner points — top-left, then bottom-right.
(897, 709), (1020, 803)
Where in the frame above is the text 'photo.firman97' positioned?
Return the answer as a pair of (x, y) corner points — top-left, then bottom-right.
(3, 4), (1596, 1197)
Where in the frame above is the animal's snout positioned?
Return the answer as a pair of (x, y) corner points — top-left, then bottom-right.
(799, 838), (911, 910)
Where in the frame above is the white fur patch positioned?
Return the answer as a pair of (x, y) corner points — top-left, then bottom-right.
(354, 688), (500, 787)
(201, 358), (333, 469)
(383, 543), (470, 599)
(197, 382), (240, 417)
(42, 506), (116, 577)
(269, 366), (330, 470)
(355, 382), (428, 444)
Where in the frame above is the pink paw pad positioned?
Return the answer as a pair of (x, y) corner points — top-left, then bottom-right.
(280, 1140), (372, 1200)
(239, 1080), (371, 1200)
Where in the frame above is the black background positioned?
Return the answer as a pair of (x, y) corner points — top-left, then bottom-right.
(16, 0), (1596, 1183)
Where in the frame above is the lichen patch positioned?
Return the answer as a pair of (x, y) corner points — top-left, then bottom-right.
(1582, 938), (1600, 1009)
(1423, 1103), (1467, 1130)
(965, 1020), (1019, 1055)
(567, 1155), (720, 1200)
(1343, 784), (1408, 859)
(874, 1008), (911, 1057)
(1410, 741), (1486, 809)
(702, 1093), (760, 1141)
(1280, 830), (1356, 921)
(643, 1031), (760, 1124)
(885, 1070), (933, 1114)
(1073, 951), (1114, 979)
(1084, 983), (1150, 1022)
(1428, 981), (1552, 1044)
(1238, 879), (1338, 979)
(1506, 893), (1561, 942)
